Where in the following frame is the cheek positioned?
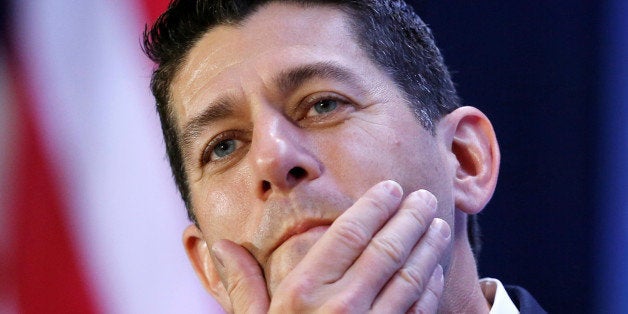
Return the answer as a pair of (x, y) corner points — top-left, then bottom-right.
(193, 179), (259, 244)
(317, 122), (455, 225)
(315, 121), (436, 197)
(316, 133), (387, 198)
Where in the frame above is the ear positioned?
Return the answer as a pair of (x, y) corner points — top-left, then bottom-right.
(182, 225), (232, 310)
(437, 106), (500, 214)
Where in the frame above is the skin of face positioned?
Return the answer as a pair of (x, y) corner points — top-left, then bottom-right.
(170, 3), (498, 309)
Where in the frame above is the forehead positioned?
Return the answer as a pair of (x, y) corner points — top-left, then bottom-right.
(170, 2), (370, 126)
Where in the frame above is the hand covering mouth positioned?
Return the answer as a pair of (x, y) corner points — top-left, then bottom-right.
(243, 187), (355, 266)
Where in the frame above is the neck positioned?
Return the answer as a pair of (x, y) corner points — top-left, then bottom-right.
(439, 212), (490, 313)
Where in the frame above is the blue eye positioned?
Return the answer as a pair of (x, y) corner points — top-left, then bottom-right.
(201, 130), (247, 166)
(309, 99), (338, 116)
(212, 139), (237, 159)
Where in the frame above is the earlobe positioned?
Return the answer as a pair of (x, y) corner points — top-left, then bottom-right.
(182, 225), (231, 309)
(438, 106), (500, 214)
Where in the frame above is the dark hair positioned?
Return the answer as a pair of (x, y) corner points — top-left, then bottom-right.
(143, 0), (480, 257)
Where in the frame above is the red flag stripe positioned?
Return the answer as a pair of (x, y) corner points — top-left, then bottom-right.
(7, 35), (101, 314)
(141, 0), (171, 27)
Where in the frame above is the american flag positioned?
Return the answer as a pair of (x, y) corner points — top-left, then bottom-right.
(0, 0), (221, 312)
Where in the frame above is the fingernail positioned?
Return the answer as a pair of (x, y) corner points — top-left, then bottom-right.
(431, 218), (451, 239)
(435, 264), (444, 283)
(382, 180), (403, 198)
(416, 189), (437, 212)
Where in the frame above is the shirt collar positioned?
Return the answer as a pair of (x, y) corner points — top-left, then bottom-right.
(480, 278), (519, 314)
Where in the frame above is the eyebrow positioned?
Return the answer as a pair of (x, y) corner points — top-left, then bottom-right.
(179, 62), (360, 156)
(275, 61), (360, 95)
(181, 94), (235, 156)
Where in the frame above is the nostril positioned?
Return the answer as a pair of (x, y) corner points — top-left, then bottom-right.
(288, 167), (307, 180)
(260, 167), (309, 197)
(261, 180), (271, 193)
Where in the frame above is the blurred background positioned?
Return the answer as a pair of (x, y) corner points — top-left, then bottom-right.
(0, 0), (625, 313)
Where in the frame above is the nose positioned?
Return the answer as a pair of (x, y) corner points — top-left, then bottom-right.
(249, 110), (322, 199)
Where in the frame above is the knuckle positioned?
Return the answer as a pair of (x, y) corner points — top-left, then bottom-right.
(371, 234), (407, 266)
(321, 298), (353, 314)
(320, 289), (364, 314)
(226, 271), (262, 298)
(423, 231), (447, 255)
(334, 219), (371, 249)
(362, 193), (394, 216)
(424, 279), (442, 301)
(279, 280), (316, 310)
(398, 265), (428, 291)
(362, 195), (396, 219)
(408, 305), (431, 314)
(405, 206), (432, 229)
(408, 283), (441, 314)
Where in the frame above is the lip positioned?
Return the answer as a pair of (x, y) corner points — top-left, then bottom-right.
(268, 219), (331, 258)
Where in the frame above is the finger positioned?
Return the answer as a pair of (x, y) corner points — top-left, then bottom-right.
(371, 218), (451, 312)
(297, 180), (403, 284)
(212, 240), (269, 314)
(341, 189), (437, 309)
(406, 264), (444, 314)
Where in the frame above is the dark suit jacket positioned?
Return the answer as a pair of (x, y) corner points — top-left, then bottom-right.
(505, 285), (547, 314)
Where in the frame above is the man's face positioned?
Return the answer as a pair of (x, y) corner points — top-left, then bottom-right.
(171, 3), (455, 295)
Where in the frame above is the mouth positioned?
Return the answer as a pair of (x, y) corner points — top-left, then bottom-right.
(267, 219), (332, 259)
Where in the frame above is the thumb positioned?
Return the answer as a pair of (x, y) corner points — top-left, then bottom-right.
(212, 239), (270, 314)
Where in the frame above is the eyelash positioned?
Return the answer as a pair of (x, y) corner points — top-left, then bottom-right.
(199, 93), (353, 166)
(200, 130), (244, 165)
(299, 93), (351, 121)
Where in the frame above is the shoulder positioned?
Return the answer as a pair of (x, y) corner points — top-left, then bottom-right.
(504, 285), (548, 314)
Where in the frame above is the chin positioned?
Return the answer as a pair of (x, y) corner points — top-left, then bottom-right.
(263, 226), (329, 297)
